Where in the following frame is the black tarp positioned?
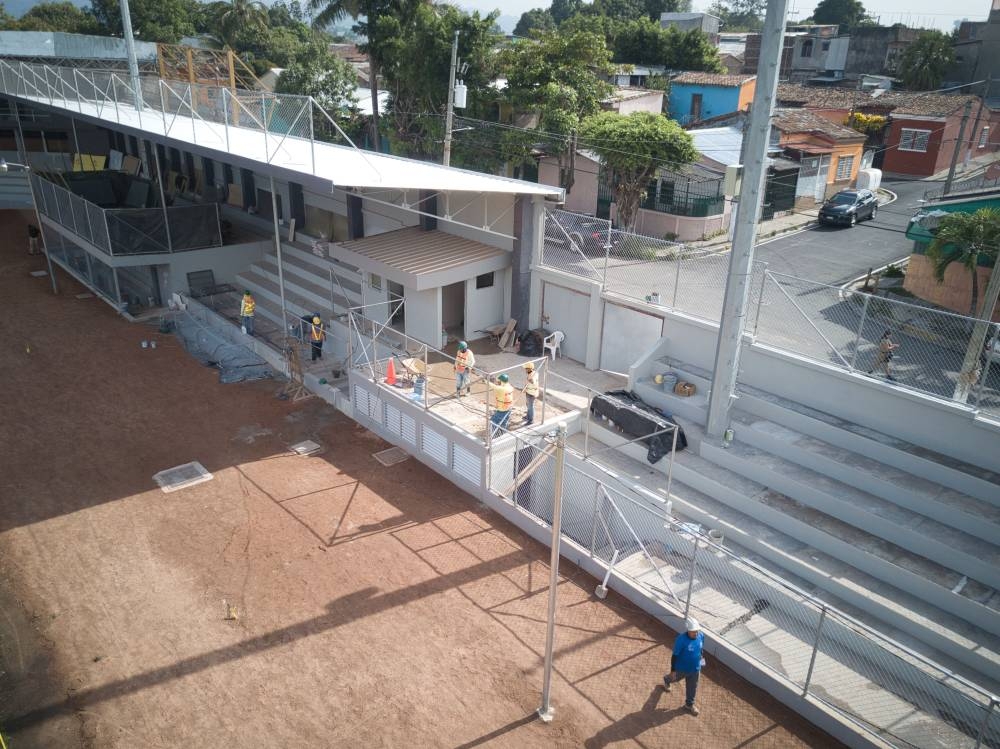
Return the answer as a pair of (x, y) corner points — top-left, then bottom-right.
(590, 389), (686, 464)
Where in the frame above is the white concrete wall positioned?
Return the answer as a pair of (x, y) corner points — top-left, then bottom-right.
(464, 268), (506, 340)
(404, 285), (441, 346)
(360, 272), (390, 324)
(438, 191), (516, 251)
(159, 239), (269, 297)
(600, 301), (665, 374)
(358, 189), (420, 236)
(540, 282), (591, 362)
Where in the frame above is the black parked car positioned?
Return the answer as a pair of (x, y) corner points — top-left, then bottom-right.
(568, 221), (619, 256)
(818, 189), (878, 226)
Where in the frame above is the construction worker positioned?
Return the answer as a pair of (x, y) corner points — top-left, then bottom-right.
(309, 316), (325, 361)
(522, 361), (540, 426)
(240, 290), (256, 336)
(454, 341), (475, 397)
(490, 373), (514, 435)
(27, 224), (41, 256)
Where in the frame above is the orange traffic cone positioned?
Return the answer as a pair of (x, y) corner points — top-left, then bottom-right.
(385, 357), (397, 385)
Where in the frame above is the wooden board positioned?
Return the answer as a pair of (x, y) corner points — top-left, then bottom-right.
(498, 319), (517, 350)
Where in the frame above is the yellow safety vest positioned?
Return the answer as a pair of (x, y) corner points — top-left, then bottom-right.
(241, 297), (256, 316)
(494, 383), (514, 411)
(525, 372), (539, 397)
(455, 349), (475, 373)
(310, 323), (325, 342)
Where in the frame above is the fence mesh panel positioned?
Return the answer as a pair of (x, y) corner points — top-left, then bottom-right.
(543, 209), (608, 281)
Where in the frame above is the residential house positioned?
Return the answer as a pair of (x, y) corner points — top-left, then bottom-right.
(743, 31), (798, 78)
(785, 25), (849, 84)
(608, 65), (667, 88)
(772, 108), (866, 205)
(668, 72), (756, 125)
(660, 12), (721, 43)
(946, 1), (1000, 88)
(602, 88), (665, 115)
(903, 190), (1000, 319)
(844, 26), (920, 80)
(719, 53), (745, 75)
(776, 84), (996, 177)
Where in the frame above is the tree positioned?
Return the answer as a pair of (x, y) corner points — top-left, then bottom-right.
(612, 18), (722, 71)
(899, 31), (954, 91)
(643, 0), (691, 20)
(88, 0), (197, 42)
(579, 111), (696, 230)
(549, 0), (582, 25)
(218, 0), (268, 50)
(811, 0), (867, 33)
(592, 0), (645, 22)
(13, 1), (99, 33)
(500, 25), (613, 191)
(926, 207), (1000, 399)
(705, 0), (763, 31)
(514, 8), (555, 37)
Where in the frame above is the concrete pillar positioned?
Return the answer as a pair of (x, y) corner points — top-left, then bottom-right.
(585, 282), (603, 370)
(511, 195), (544, 332)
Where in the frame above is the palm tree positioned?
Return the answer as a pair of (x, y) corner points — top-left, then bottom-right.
(308, 0), (426, 152)
(218, 0), (268, 50)
(926, 207), (1000, 400)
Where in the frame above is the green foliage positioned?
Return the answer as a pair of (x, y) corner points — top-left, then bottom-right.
(926, 208), (1000, 316)
(7, 1), (99, 33)
(705, 0), (764, 31)
(88, 0), (196, 42)
(550, 0), (582, 24)
(613, 21), (722, 70)
(811, 0), (868, 32)
(899, 31), (955, 91)
(579, 111), (696, 231)
(592, 0), (645, 21)
(882, 263), (904, 278)
(514, 8), (555, 37)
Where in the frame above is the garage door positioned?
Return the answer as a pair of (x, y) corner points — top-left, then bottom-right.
(541, 283), (589, 362)
(600, 302), (663, 374)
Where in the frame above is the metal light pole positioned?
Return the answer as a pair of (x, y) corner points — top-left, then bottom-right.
(442, 30), (460, 167)
(704, 0), (792, 439)
(270, 175), (289, 337)
(2, 158), (58, 294)
(538, 423), (567, 723)
(118, 0), (144, 111)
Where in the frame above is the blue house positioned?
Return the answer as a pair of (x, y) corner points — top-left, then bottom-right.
(668, 72), (756, 125)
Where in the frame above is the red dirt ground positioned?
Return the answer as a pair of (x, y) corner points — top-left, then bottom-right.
(0, 211), (844, 748)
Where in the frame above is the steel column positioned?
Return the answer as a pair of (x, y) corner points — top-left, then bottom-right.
(537, 425), (567, 723)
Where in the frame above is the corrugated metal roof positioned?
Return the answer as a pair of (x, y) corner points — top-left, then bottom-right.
(338, 227), (508, 280)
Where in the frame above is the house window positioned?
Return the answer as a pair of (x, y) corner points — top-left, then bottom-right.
(801, 39), (814, 57)
(369, 273), (382, 290)
(899, 128), (931, 152)
(821, 40), (830, 51)
(979, 127), (990, 148)
(835, 155), (855, 181)
(475, 272), (495, 289)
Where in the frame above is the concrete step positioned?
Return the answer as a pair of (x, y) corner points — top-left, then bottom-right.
(257, 250), (362, 301)
(236, 268), (334, 329)
(254, 257), (351, 312)
(632, 380), (708, 426)
(279, 243), (364, 296)
(731, 413), (1000, 548)
(571, 427), (1000, 692)
(701, 439), (1000, 592)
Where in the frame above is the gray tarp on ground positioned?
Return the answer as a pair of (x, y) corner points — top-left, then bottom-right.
(172, 310), (272, 384)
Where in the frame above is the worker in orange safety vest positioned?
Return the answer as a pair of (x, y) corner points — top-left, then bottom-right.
(240, 290), (256, 336)
(454, 341), (476, 397)
(490, 373), (514, 435)
(309, 316), (325, 361)
(522, 361), (540, 426)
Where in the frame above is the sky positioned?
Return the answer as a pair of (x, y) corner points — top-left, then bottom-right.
(457, 0), (994, 32)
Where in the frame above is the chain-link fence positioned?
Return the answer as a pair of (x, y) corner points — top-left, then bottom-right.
(487, 432), (1000, 748)
(751, 270), (1000, 418)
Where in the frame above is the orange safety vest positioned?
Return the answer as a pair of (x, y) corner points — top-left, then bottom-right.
(241, 297), (256, 316)
(455, 349), (475, 373)
(524, 372), (539, 397)
(310, 323), (325, 342)
(494, 383), (514, 411)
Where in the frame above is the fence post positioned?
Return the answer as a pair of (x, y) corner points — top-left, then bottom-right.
(540, 361), (549, 425)
(584, 391), (593, 457)
(602, 237), (610, 289)
(159, 80), (167, 134)
(111, 74), (119, 123)
(974, 323), (998, 409)
(849, 293), (872, 371)
(485, 372), (492, 448)
(751, 262), (769, 339)
(671, 245), (683, 308)
(309, 98), (317, 175)
(975, 698), (997, 749)
(423, 344), (429, 411)
(589, 485), (601, 556)
(222, 88), (231, 152)
(189, 83), (197, 143)
(538, 424), (567, 723)
(802, 605), (827, 696)
(683, 539), (698, 620)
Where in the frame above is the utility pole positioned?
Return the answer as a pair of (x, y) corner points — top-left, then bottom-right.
(442, 30), (460, 167)
(537, 424), (567, 723)
(943, 100), (972, 196)
(705, 0), (792, 439)
(118, 0), (143, 111)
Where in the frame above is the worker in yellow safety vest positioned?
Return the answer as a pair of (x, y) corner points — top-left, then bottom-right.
(454, 341), (476, 397)
(522, 361), (540, 426)
(240, 290), (256, 336)
(490, 373), (514, 434)
(309, 316), (325, 361)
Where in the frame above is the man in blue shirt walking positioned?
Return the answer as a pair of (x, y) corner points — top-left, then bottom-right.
(662, 617), (705, 715)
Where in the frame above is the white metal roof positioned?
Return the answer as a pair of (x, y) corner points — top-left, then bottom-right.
(690, 127), (744, 167)
(2, 72), (563, 199)
(336, 227), (510, 290)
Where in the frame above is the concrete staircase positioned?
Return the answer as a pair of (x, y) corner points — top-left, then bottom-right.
(584, 358), (1000, 696)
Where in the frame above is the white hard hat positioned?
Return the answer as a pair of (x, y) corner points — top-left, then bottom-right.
(685, 617), (700, 632)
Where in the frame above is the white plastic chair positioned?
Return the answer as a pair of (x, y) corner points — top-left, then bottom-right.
(544, 330), (565, 361)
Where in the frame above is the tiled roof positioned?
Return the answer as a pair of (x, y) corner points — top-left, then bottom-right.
(776, 83), (980, 118)
(672, 72), (756, 87)
(772, 108), (866, 141)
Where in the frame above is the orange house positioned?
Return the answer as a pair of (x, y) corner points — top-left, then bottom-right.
(772, 108), (867, 205)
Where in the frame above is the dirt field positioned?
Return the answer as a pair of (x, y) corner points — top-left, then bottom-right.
(0, 214), (843, 748)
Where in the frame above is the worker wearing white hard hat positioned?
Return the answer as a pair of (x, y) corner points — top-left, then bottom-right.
(662, 617), (705, 715)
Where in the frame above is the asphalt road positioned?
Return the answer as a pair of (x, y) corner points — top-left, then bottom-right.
(754, 178), (929, 285)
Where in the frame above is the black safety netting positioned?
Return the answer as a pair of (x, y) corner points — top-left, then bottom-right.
(170, 311), (273, 384)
